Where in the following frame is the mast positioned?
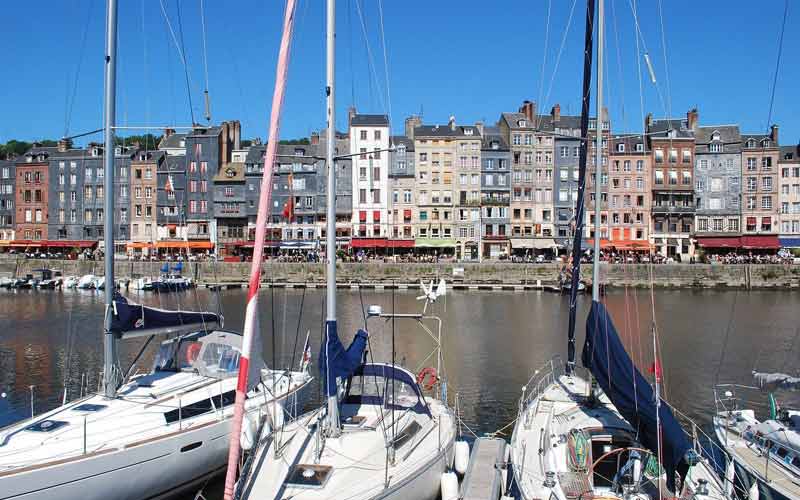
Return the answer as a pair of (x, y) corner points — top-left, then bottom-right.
(324, 0), (340, 436)
(593, 0), (604, 300)
(102, 0), (119, 399)
(222, 1), (298, 498)
(566, 0), (597, 374)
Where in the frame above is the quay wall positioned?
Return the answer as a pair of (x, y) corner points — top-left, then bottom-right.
(2, 259), (800, 289)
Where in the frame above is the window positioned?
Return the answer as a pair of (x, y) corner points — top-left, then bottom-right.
(669, 171), (678, 185)
(70, 173), (77, 185)
(762, 196), (772, 210)
(616, 143), (625, 153)
(747, 196), (757, 210)
(762, 157), (772, 170)
(669, 149), (678, 163)
(560, 146), (569, 158)
(682, 171), (692, 185)
(747, 157), (757, 171)
(654, 149), (664, 163)
(762, 177), (773, 191)
(710, 143), (722, 153)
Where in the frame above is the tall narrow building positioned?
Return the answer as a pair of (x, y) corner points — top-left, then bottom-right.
(778, 143), (800, 248)
(0, 160), (14, 241)
(740, 126), (781, 250)
(480, 127), (511, 258)
(350, 113), (390, 241)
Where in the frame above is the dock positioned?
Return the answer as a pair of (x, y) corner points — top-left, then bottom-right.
(460, 437), (509, 500)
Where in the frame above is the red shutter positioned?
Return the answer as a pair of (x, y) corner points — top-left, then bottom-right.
(373, 210), (381, 222)
(359, 211), (367, 222)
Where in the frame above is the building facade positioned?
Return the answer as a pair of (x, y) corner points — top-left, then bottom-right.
(778, 144), (800, 246)
(129, 151), (162, 250)
(551, 105), (582, 246)
(156, 153), (188, 242)
(0, 160), (15, 240)
(693, 125), (742, 250)
(585, 110), (612, 244)
(350, 113), (390, 240)
(453, 119), (482, 260)
(388, 136), (415, 242)
(741, 127), (780, 241)
(480, 128), (511, 258)
(607, 134), (650, 246)
(15, 148), (50, 241)
(647, 110), (697, 258)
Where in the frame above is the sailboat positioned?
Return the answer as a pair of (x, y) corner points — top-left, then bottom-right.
(0, 2), (311, 499)
(509, 2), (727, 499)
(714, 373), (800, 500)
(221, 2), (456, 499)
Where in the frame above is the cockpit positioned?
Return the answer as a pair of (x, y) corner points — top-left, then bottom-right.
(152, 330), (243, 379)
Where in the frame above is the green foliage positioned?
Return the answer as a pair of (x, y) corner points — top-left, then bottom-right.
(279, 138), (310, 145)
(115, 134), (160, 149)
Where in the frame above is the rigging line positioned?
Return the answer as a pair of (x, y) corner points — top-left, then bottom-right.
(765, 0), (789, 132)
(347, 0), (356, 107)
(158, 0), (196, 124)
(141, 0), (151, 149)
(288, 287), (306, 371)
(199, 0), (211, 118)
(64, 0), (95, 138)
(542, 0), (578, 115)
(534, 0), (552, 131)
(376, 0), (392, 125)
(625, 0), (667, 118)
(655, 0), (673, 121)
(713, 289), (739, 387)
(175, 0), (196, 125)
(610, 0), (626, 129)
(353, 0), (387, 112)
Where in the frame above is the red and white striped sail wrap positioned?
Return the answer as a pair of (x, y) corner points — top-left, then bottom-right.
(223, 1), (298, 498)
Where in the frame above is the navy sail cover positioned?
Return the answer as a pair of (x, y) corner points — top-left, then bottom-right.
(319, 323), (368, 397)
(582, 300), (690, 492)
(111, 294), (220, 335)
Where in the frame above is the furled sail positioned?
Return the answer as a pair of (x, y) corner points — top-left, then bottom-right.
(582, 300), (690, 491)
(753, 371), (800, 392)
(319, 328), (369, 397)
(111, 293), (220, 338)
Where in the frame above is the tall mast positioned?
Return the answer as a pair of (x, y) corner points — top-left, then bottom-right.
(593, 0), (604, 300)
(324, 0), (340, 435)
(566, 0), (597, 374)
(102, 0), (119, 399)
(222, 1), (298, 498)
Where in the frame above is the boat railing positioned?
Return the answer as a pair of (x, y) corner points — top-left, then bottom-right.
(713, 383), (770, 417)
(519, 355), (568, 413)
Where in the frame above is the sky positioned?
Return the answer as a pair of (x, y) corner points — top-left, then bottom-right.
(0, 0), (797, 146)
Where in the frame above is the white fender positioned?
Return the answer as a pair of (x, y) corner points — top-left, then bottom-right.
(440, 471), (459, 500)
(240, 412), (257, 451)
(749, 481), (759, 500)
(725, 458), (735, 498)
(454, 440), (470, 475)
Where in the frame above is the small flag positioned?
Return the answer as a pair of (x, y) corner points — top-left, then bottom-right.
(165, 175), (174, 193)
(282, 197), (294, 221)
(648, 361), (662, 381)
(300, 331), (312, 372)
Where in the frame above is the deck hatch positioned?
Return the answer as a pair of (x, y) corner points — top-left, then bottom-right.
(25, 420), (69, 432)
(390, 420), (422, 450)
(285, 464), (333, 489)
(73, 404), (108, 412)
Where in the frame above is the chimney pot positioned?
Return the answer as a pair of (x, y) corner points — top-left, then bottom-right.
(448, 115), (456, 131)
(770, 124), (779, 144)
(687, 108), (699, 131)
(310, 132), (320, 145)
(551, 104), (561, 122)
(475, 121), (484, 136)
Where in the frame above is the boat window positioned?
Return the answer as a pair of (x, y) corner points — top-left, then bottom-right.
(346, 374), (420, 411)
(201, 342), (241, 374)
(164, 398), (213, 424)
(212, 390), (236, 409)
(791, 456), (800, 468)
(776, 447), (788, 458)
(73, 404), (107, 412)
(153, 342), (179, 372)
(285, 464), (333, 489)
(390, 420), (421, 450)
(25, 420), (69, 432)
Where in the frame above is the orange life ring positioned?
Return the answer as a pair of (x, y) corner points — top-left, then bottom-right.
(416, 367), (438, 391)
(185, 342), (202, 364)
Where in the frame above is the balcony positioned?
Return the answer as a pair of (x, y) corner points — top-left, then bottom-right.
(651, 204), (694, 215)
(213, 204), (246, 218)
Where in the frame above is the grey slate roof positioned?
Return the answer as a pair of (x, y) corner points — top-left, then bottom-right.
(695, 125), (741, 154)
(649, 118), (695, 139)
(390, 135), (414, 151)
(187, 126), (222, 137)
(551, 115), (582, 130)
(159, 133), (188, 149)
(350, 114), (389, 126)
(780, 145), (800, 162)
(481, 130), (510, 151)
(414, 124), (481, 138)
(610, 134), (649, 154)
(741, 133), (777, 149)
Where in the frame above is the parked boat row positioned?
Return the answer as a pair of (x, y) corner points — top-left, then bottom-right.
(131, 263), (195, 292)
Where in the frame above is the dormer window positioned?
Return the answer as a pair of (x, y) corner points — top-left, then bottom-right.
(762, 139), (771, 148)
(635, 143), (644, 152)
(518, 119), (527, 127)
(294, 148), (305, 156)
(464, 129), (473, 136)
(179, 140), (186, 148)
(710, 143), (723, 153)
(668, 129), (677, 139)
(114, 146), (122, 155)
(747, 139), (756, 148)
(589, 119), (597, 130)
(712, 131), (721, 141)
(490, 141), (499, 150)
(397, 145), (406, 156)
(616, 143), (625, 153)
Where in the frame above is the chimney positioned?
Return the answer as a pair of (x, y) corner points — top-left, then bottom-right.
(770, 124), (779, 144)
(448, 115), (456, 131)
(233, 120), (241, 150)
(57, 138), (72, 152)
(164, 128), (176, 139)
(220, 121), (230, 166)
(310, 131), (320, 145)
(348, 106), (357, 129)
(475, 120), (484, 136)
(645, 113), (653, 132)
(687, 108), (699, 131)
(551, 104), (561, 122)
(519, 100), (535, 121)
(405, 115), (421, 140)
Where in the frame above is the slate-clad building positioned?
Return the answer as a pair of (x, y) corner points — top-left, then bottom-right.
(156, 154), (188, 242)
(551, 105), (583, 246)
(388, 135), (415, 242)
(0, 160), (13, 240)
(480, 127), (511, 258)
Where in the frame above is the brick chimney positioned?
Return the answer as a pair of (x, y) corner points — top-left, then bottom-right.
(310, 131), (320, 145)
(163, 128), (176, 139)
(405, 115), (421, 140)
(233, 120), (241, 150)
(57, 138), (72, 152)
(770, 124), (779, 144)
(645, 113), (653, 132)
(448, 115), (456, 131)
(551, 104), (561, 122)
(519, 100), (535, 122)
(687, 108), (699, 131)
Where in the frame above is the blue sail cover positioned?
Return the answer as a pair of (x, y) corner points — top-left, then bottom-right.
(172, 262), (183, 273)
(581, 300), (690, 492)
(110, 294), (220, 336)
(319, 323), (368, 397)
(160, 263), (169, 274)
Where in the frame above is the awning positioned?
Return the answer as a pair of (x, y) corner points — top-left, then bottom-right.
(511, 239), (534, 249)
(127, 242), (155, 249)
(351, 238), (415, 248)
(280, 240), (317, 250)
(696, 237), (741, 249)
(585, 239), (612, 249)
(779, 237), (800, 248)
(741, 235), (780, 249)
(600, 240), (653, 250)
(155, 240), (214, 249)
(5, 240), (97, 249)
(415, 238), (456, 248)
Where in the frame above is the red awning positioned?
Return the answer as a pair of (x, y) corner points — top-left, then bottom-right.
(387, 239), (414, 248)
(47, 240), (98, 248)
(351, 238), (387, 248)
(696, 237), (741, 249)
(741, 235), (780, 249)
(155, 240), (214, 249)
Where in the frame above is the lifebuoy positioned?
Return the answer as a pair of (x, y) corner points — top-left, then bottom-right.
(185, 342), (202, 364)
(417, 367), (438, 391)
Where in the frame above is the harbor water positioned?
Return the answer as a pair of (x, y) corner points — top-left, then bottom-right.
(1, 287), (799, 498)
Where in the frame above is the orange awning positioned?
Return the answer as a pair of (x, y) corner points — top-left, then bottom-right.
(126, 242), (155, 249)
(155, 241), (214, 249)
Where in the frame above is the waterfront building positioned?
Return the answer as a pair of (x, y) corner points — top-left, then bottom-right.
(156, 153), (188, 245)
(0, 160), (14, 240)
(453, 118), (482, 260)
(387, 135), (415, 245)
(350, 112), (390, 240)
(15, 147), (50, 242)
(498, 100), (556, 255)
(128, 150), (163, 254)
(480, 127), (511, 258)
(693, 124), (743, 251)
(778, 143), (800, 248)
(740, 126), (780, 250)
(551, 105), (582, 247)
(585, 109), (612, 245)
(647, 109), (697, 259)
(607, 134), (650, 248)
(212, 158), (247, 257)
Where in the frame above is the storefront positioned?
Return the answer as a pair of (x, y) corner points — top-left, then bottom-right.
(414, 238), (456, 257)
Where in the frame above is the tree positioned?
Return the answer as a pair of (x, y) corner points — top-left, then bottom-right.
(115, 133), (161, 149)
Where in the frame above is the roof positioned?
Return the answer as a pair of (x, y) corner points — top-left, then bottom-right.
(780, 145), (800, 162)
(741, 133), (778, 149)
(481, 130), (510, 151)
(213, 162), (245, 182)
(551, 115), (582, 130)
(350, 114), (389, 126)
(132, 150), (167, 163)
(187, 126), (222, 138)
(610, 134), (649, 154)
(159, 133), (188, 150)
(648, 118), (695, 139)
(390, 135), (414, 151)
(695, 125), (741, 154)
(414, 124), (482, 138)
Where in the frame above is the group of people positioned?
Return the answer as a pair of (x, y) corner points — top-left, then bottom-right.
(703, 252), (796, 264)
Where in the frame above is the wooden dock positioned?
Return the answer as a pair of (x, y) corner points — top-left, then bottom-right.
(460, 437), (509, 500)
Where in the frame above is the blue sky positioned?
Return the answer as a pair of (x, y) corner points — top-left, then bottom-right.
(0, 0), (797, 146)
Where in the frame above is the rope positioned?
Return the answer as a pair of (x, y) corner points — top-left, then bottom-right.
(64, 0), (95, 138)
(376, 0), (392, 124)
(288, 287), (306, 371)
(534, 0), (552, 130)
(765, 0), (789, 132)
(175, 0), (196, 126)
(542, 0), (579, 115)
(199, 0), (211, 122)
(158, 0), (196, 125)
(655, 0), (673, 122)
(353, 0), (386, 112)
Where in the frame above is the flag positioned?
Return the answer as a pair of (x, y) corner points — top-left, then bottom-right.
(165, 175), (174, 193)
(648, 360), (662, 381)
(300, 330), (312, 372)
(282, 197), (294, 221)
